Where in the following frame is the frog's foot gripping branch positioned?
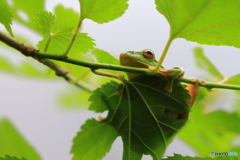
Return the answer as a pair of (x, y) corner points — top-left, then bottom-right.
(149, 66), (185, 93)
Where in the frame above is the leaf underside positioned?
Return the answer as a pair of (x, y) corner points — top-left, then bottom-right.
(75, 75), (191, 160)
(155, 0), (240, 48)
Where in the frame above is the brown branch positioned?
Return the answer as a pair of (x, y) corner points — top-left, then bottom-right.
(0, 32), (36, 56)
(0, 31), (94, 92)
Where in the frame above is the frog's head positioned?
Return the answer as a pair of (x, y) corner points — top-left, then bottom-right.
(120, 49), (158, 68)
(120, 49), (158, 79)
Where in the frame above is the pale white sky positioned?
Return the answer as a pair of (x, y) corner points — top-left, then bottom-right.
(1, 0), (240, 160)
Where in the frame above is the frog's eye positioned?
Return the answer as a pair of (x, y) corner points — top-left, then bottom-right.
(143, 49), (154, 59)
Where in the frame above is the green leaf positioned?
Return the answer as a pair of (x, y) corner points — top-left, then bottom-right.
(71, 118), (118, 160)
(0, 0), (13, 36)
(57, 87), (91, 108)
(0, 155), (27, 160)
(92, 49), (119, 65)
(88, 81), (119, 112)
(18, 61), (49, 77)
(0, 118), (41, 160)
(37, 27), (95, 54)
(193, 47), (224, 81)
(0, 56), (15, 73)
(89, 75), (191, 159)
(155, 0), (240, 48)
(163, 153), (238, 160)
(224, 74), (240, 85)
(10, 0), (44, 25)
(79, 0), (129, 23)
(53, 5), (79, 29)
(32, 10), (56, 36)
(178, 102), (240, 156)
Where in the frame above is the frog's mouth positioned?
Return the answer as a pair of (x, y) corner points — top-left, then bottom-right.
(120, 54), (149, 68)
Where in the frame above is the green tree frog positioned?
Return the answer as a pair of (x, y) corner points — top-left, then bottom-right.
(120, 49), (201, 107)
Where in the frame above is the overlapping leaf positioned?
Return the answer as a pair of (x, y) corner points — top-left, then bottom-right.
(33, 10), (95, 55)
(82, 75), (191, 160)
(155, 0), (240, 48)
(32, 10), (56, 36)
(0, 118), (41, 160)
(71, 119), (118, 160)
(0, 0), (13, 36)
(79, 0), (129, 23)
(37, 27), (95, 54)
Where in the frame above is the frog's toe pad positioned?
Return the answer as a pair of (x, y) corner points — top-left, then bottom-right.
(190, 77), (206, 86)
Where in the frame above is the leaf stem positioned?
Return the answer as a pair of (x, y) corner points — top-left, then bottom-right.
(44, 36), (52, 52)
(153, 36), (174, 73)
(62, 17), (84, 57)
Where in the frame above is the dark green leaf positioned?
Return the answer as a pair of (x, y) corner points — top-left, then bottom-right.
(0, 118), (41, 160)
(193, 47), (224, 81)
(0, 0), (13, 36)
(71, 118), (118, 160)
(37, 27), (95, 54)
(32, 10), (56, 36)
(155, 0), (240, 48)
(0, 155), (27, 160)
(79, 0), (129, 23)
(89, 81), (119, 112)
(89, 75), (191, 160)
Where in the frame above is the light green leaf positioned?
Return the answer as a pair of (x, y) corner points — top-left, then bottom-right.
(89, 75), (191, 159)
(178, 101), (240, 156)
(53, 5), (79, 29)
(92, 49), (119, 65)
(71, 118), (118, 160)
(0, 118), (41, 160)
(10, 0), (44, 25)
(163, 153), (238, 160)
(155, 0), (240, 48)
(0, 155), (27, 160)
(18, 61), (50, 77)
(37, 27), (95, 54)
(32, 10), (56, 36)
(0, 0), (13, 36)
(57, 87), (91, 108)
(224, 74), (240, 85)
(0, 56), (15, 73)
(193, 47), (224, 81)
(79, 0), (129, 23)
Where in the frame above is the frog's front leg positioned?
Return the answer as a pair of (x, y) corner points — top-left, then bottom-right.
(149, 66), (185, 93)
